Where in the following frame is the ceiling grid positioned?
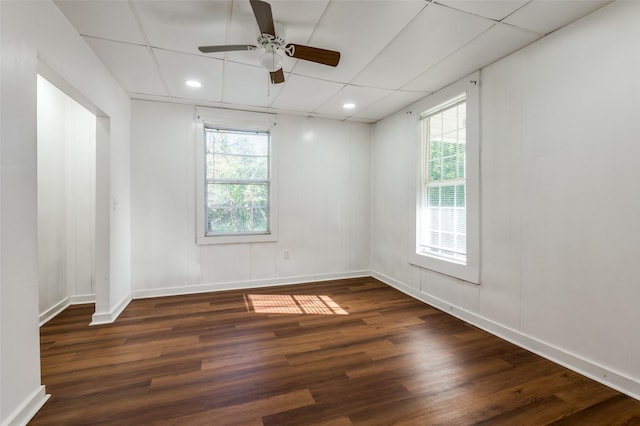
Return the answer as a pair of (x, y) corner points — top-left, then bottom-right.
(54, 0), (614, 122)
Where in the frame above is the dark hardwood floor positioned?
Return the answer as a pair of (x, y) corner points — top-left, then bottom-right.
(31, 277), (640, 425)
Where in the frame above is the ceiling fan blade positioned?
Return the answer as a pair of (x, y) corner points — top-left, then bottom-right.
(270, 68), (285, 84)
(198, 44), (256, 53)
(285, 44), (340, 67)
(250, 0), (275, 37)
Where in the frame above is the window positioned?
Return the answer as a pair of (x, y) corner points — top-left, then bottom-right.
(195, 107), (277, 245)
(205, 128), (270, 236)
(420, 96), (467, 263)
(410, 73), (479, 284)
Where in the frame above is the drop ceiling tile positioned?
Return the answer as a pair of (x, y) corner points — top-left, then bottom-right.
(133, 1), (231, 57)
(314, 84), (393, 117)
(153, 49), (224, 102)
(292, 0), (427, 83)
(352, 3), (494, 90)
(84, 37), (168, 96)
(353, 89), (430, 122)
(404, 22), (541, 92)
(222, 61), (283, 108)
(270, 74), (344, 113)
(503, 0), (613, 35)
(54, 0), (145, 44)
(435, 0), (529, 21)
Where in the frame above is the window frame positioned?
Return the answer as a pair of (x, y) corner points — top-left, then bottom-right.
(195, 107), (278, 245)
(421, 95), (467, 263)
(204, 127), (271, 237)
(409, 72), (480, 284)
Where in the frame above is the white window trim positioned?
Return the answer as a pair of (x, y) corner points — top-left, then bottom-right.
(409, 72), (480, 284)
(195, 107), (278, 245)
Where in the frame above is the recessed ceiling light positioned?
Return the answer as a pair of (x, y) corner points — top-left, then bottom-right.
(185, 80), (202, 88)
(343, 102), (356, 109)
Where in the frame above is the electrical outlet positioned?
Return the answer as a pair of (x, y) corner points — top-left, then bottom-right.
(283, 249), (290, 260)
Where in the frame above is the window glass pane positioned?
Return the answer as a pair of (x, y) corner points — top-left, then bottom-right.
(429, 208), (440, 231)
(441, 232), (454, 250)
(429, 159), (441, 181)
(456, 208), (466, 234)
(442, 208), (455, 232)
(206, 133), (215, 154)
(457, 153), (465, 179)
(441, 185), (455, 207)
(442, 107), (458, 135)
(443, 141), (457, 156)
(428, 186), (440, 207)
(429, 115), (442, 137)
(213, 155), (268, 180)
(429, 139), (442, 160)
(206, 183), (268, 233)
(208, 183), (267, 206)
(207, 207), (268, 234)
(204, 127), (270, 237)
(457, 142), (466, 156)
(457, 128), (466, 144)
(455, 235), (466, 254)
(206, 155), (214, 179)
(206, 136), (215, 179)
(457, 103), (466, 128)
(429, 231), (440, 247)
(210, 130), (268, 156)
(455, 184), (465, 207)
(442, 156), (457, 180)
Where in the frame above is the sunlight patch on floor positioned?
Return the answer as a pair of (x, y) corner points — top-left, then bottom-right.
(244, 294), (348, 315)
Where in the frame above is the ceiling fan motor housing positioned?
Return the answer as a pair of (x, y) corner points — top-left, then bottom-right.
(256, 22), (286, 51)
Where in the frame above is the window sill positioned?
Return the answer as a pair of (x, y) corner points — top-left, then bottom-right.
(197, 233), (277, 245)
(409, 252), (479, 284)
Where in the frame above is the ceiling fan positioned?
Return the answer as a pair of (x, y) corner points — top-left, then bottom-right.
(198, 0), (341, 84)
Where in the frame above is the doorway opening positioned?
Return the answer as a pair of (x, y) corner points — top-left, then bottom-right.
(36, 72), (109, 326)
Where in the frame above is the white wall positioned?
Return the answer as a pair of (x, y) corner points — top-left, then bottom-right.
(0, 0), (131, 424)
(37, 76), (96, 321)
(130, 100), (371, 297)
(372, 0), (640, 399)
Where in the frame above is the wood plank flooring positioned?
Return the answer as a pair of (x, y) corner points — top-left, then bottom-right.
(31, 277), (640, 425)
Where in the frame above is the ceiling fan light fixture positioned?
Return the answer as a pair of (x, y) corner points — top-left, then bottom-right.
(260, 51), (284, 72)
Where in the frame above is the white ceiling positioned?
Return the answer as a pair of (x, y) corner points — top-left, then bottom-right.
(54, 0), (613, 123)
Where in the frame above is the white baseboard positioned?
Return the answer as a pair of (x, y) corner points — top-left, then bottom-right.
(69, 293), (95, 304)
(39, 294), (96, 327)
(39, 298), (70, 327)
(1, 385), (50, 426)
(90, 293), (131, 325)
(132, 271), (371, 299)
(372, 270), (640, 402)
